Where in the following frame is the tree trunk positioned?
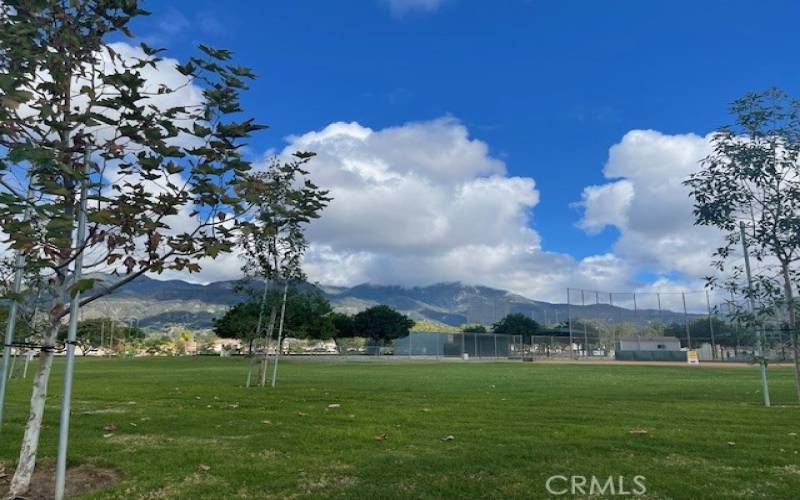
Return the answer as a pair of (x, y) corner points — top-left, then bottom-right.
(258, 306), (278, 387)
(781, 263), (800, 402)
(333, 337), (341, 355)
(248, 338), (254, 354)
(8, 322), (59, 497)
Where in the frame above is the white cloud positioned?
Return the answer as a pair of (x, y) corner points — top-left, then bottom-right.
(264, 118), (648, 301)
(577, 180), (633, 234)
(151, 122), (727, 308)
(578, 130), (723, 278)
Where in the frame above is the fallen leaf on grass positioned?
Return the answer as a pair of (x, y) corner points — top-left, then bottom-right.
(129, 422), (137, 427)
(629, 429), (649, 435)
(262, 420), (273, 426)
(103, 433), (114, 438)
(374, 433), (387, 441)
(103, 424), (117, 432)
(297, 411), (307, 417)
(327, 403), (341, 409)
(727, 442), (736, 447)
(348, 414), (356, 419)
(441, 435), (455, 442)
(421, 408), (431, 413)
(789, 432), (797, 437)
(198, 464), (211, 472)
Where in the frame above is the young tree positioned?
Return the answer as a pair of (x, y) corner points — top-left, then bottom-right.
(0, 2), (266, 494)
(492, 313), (540, 343)
(685, 88), (800, 401)
(353, 305), (415, 349)
(239, 155), (330, 386)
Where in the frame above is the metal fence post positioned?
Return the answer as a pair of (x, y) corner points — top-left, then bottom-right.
(634, 292), (641, 352)
(567, 288), (574, 359)
(706, 290), (717, 360)
(682, 292), (691, 349)
(581, 290), (588, 357)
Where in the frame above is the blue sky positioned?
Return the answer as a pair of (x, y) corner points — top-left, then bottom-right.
(127, 0), (800, 300)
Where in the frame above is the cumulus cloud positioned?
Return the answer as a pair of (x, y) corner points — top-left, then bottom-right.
(577, 130), (723, 278)
(262, 118), (647, 301)
(155, 121), (727, 307)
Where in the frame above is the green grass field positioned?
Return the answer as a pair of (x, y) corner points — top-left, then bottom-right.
(1, 358), (800, 499)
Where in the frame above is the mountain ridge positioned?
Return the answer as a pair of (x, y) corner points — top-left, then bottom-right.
(79, 275), (699, 329)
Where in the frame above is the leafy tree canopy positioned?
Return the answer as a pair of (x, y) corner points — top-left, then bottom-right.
(493, 313), (540, 339)
(353, 305), (414, 341)
(332, 312), (356, 339)
(462, 324), (488, 333)
(214, 287), (336, 343)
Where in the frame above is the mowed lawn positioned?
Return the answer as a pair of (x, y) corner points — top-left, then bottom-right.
(2, 358), (800, 499)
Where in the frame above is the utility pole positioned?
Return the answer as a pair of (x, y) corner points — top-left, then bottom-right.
(740, 221), (771, 407)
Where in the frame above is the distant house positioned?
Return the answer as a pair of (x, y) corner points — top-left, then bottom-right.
(615, 336), (684, 361)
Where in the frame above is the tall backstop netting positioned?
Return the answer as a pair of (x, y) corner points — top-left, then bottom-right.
(564, 288), (793, 362)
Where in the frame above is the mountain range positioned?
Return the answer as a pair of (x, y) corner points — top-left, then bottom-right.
(80, 275), (699, 330)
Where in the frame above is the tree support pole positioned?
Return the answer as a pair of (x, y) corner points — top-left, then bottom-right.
(250, 279), (269, 387)
(0, 187), (33, 431)
(741, 222), (770, 407)
(55, 179), (89, 500)
(270, 281), (289, 388)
